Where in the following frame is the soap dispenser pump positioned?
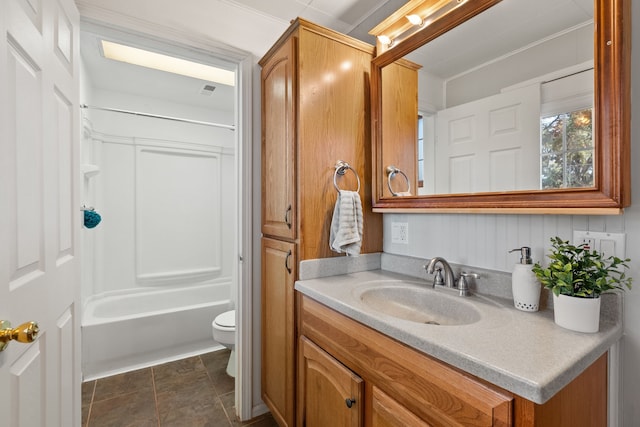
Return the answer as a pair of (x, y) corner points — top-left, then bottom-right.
(509, 247), (541, 312)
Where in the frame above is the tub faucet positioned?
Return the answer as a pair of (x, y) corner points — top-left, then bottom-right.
(425, 257), (456, 288)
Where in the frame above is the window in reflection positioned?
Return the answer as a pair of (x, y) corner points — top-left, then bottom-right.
(540, 108), (594, 189)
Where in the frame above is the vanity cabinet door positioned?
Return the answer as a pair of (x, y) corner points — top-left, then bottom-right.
(262, 238), (297, 427)
(298, 336), (363, 427)
(370, 386), (431, 427)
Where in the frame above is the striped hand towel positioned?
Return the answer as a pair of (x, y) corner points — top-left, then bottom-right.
(329, 190), (363, 256)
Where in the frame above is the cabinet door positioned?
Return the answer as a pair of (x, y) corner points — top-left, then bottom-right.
(298, 336), (363, 427)
(380, 60), (419, 197)
(261, 36), (297, 240)
(371, 386), (431, 427)
(262, 238), (297, 426)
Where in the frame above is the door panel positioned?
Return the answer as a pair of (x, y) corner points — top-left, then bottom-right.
(0, 0), (81, 425)
(435, 84), (541, 193)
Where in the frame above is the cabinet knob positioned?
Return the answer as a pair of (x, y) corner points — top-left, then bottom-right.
(345, 398), (356, 408)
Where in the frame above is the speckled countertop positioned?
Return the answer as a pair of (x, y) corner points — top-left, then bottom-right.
(295, 256), (622, 404)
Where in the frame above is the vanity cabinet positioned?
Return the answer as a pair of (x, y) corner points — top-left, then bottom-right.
(259, 18), (383, 427)
(299, 336), (430, 427)
(298, 293), (608, 427)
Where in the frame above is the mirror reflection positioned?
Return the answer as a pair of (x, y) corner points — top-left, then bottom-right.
(379, 0), (594, 197)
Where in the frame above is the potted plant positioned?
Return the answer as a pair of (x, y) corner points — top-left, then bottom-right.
(532, 236), (632, 333)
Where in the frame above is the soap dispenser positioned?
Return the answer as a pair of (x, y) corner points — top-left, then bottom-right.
(509, 247), (541, 312)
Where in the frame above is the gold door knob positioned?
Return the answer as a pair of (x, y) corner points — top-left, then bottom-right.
(0, 321), (39, 352)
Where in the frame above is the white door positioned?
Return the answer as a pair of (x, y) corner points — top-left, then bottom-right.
(435, 84), (541, 194)
(0, 0), (81, 426)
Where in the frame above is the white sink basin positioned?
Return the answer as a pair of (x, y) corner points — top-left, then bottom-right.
(354, 284), (481, 326)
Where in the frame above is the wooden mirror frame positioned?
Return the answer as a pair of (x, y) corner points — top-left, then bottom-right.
(370, 0), (630, 214)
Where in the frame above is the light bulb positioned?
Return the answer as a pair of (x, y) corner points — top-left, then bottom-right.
(406, 14), (423, 26)
(377, 35), (392, 46)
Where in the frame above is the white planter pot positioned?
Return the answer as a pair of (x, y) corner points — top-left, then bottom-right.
(553, 294), (601, 333)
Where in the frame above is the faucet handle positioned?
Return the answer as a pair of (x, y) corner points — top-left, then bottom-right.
(458, 272), (479, 297)
(433, 267), (444, 287)
(423, 263), (444, 287)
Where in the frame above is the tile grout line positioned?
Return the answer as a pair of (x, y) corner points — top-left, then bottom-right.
(85, 380), (96, 427)
(199, 355), (232, 426)
(151, 367), (161, 427)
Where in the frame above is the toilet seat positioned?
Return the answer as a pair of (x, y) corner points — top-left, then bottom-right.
(211, 309), (236, 377)
(214, 310), (235, 331)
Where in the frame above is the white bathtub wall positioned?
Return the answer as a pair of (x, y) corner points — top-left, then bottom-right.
(80, 56), (97, 306)
(90, 88), (235, 147)
(84, 89), (236, 296)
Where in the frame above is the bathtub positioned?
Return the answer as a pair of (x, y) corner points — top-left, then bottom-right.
(81, 282), (231, 380)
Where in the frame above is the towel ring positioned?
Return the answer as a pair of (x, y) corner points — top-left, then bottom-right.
(386, 166), (411, 196)
(333, 160), (361, 193)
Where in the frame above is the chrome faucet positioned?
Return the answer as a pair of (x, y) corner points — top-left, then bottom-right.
(424, 257), (456, 288)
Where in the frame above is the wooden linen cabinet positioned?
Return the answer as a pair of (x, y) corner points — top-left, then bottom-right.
(259, 18), (382, 427)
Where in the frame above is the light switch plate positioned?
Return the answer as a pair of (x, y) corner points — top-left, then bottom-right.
(572, 230), (626, 258)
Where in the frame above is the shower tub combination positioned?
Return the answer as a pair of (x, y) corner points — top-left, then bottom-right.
(81, 281), (231, 380)
(80, 127), (237, 380)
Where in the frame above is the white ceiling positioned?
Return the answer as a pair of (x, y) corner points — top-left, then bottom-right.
(407, 0), (593, 78)
(80, 0), (593, 114)
(81, 30), (238, 112)
(80, 0), (404, 113)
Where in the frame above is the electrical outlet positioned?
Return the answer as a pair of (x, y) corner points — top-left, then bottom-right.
(572, 230), (626, 258)
(391, 222), (409, 244)
(576, 236), (596, 250)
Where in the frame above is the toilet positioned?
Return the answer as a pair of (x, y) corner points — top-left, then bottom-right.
(212, 310), (236, 377)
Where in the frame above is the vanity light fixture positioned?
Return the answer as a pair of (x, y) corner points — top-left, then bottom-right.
(100, 40), (235, 86)
(371, 0), (470, 52)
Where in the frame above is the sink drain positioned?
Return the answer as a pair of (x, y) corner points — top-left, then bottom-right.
(424, 320), (440, 325)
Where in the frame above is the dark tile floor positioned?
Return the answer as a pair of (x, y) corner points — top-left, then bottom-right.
(82, 349), (278, 427)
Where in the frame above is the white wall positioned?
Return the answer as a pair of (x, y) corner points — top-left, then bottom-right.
(444, 25), (593, 107)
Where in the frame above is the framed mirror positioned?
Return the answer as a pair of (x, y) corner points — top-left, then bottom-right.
(370, 0), (630, 214)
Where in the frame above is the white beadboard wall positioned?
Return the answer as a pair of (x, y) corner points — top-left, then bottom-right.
(383, 214), (627, 273)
